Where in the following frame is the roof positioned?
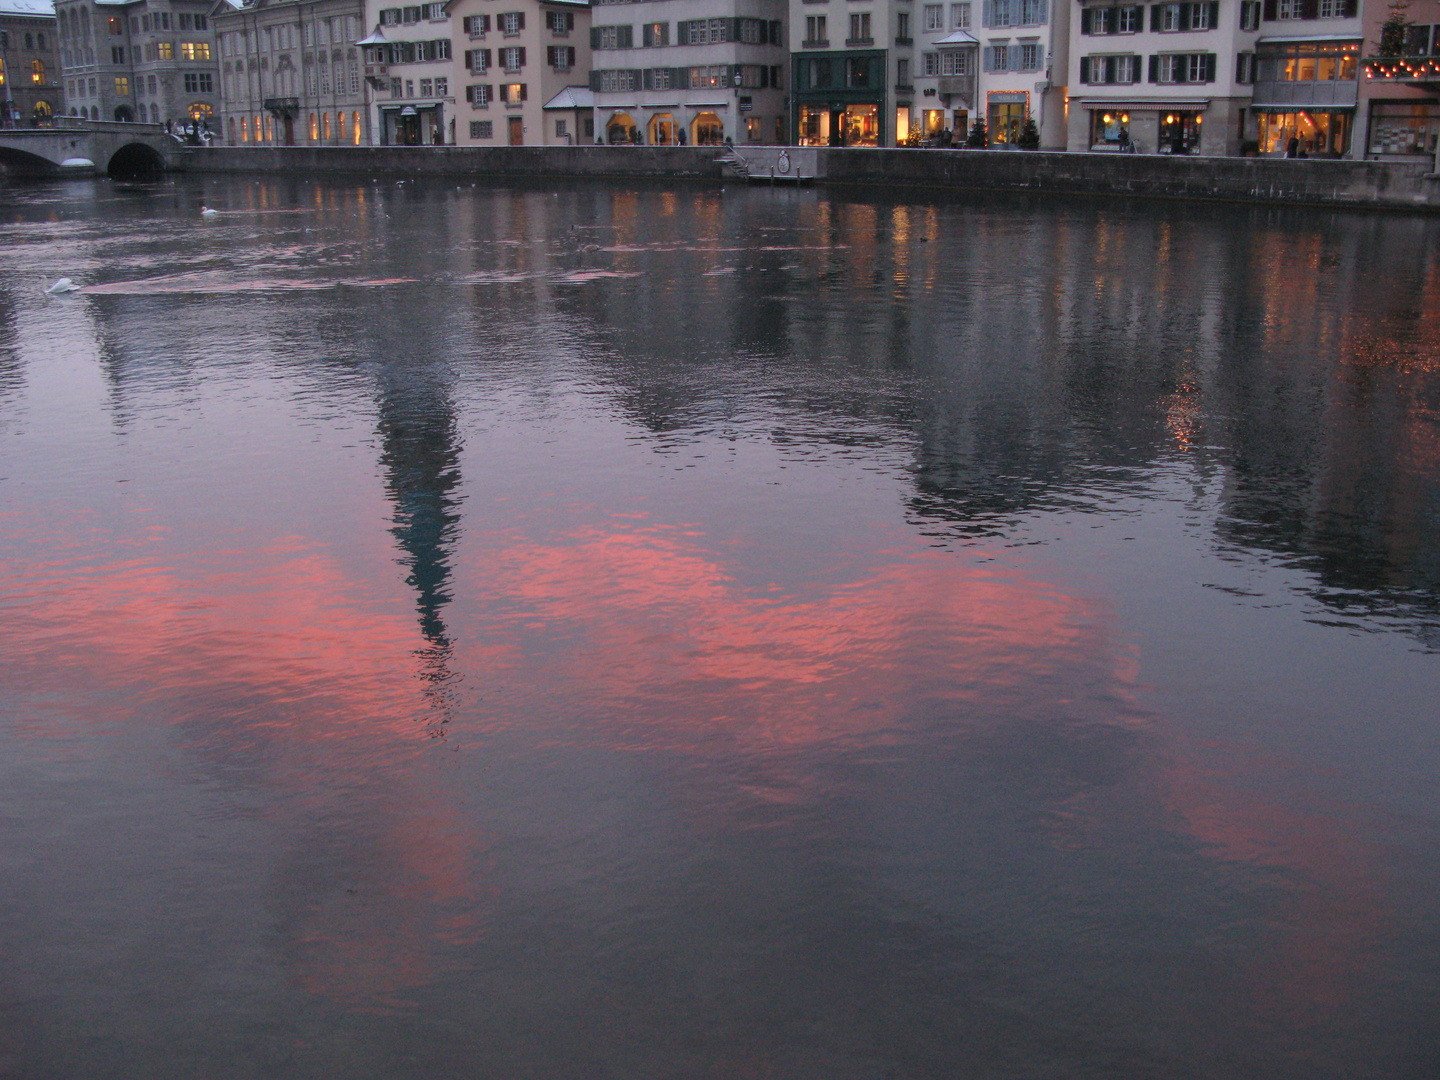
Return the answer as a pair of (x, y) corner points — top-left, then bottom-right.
(543, 86), (594, 110)
(932, 30), (978, 44)
(0, 0), (56, 17)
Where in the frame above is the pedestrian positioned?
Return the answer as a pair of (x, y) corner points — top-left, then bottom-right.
(1286, 136), (1299, 158)
(1118, 126), (1132, 153)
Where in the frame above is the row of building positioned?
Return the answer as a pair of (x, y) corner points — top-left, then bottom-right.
(4, 0), (1440, 157)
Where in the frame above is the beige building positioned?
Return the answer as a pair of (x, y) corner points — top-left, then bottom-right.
(214, 0), (369, 145)
(56, 0), (219, 124)
(2, 0), (64, 125)
(358, 0), (588, 145)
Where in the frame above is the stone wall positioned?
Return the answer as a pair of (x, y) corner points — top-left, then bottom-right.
(184, 143), (1440, 210)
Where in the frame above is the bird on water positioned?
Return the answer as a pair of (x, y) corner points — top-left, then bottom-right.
(43, 277), (81, 295)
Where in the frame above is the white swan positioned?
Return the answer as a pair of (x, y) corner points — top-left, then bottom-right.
(200, 205), (219, 217)
(43, 277), (81, 295)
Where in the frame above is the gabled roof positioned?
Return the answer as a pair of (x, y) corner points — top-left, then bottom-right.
(544, 85), (594, 110)
(932, 29), (978, 44)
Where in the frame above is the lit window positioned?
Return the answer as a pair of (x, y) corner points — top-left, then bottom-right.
(114, 76), (129, 95)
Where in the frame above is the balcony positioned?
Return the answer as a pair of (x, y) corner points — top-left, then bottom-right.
(937, 73), (974, 96)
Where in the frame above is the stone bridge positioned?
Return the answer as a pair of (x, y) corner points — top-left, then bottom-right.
(0, 118), (188, 177)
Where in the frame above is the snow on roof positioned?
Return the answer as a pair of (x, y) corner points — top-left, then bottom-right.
(0, 0), (56, 18)
(932, 29), (978, 44)
(543, 86), (595, 110)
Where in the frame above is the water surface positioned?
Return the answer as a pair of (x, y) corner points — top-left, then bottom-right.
(2, 175), (1439, 1079)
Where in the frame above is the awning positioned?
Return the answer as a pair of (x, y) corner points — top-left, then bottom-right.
(1075, 98), (1211, 111)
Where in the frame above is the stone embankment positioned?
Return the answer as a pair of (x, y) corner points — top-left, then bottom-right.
(184, 144), (1440, 212)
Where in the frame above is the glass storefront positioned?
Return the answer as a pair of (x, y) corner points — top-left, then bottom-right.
(1158, 110), (1202, 154)
(988, 100), (1026, 145)
(1368, 101), (1440, 157)
(1254, 41), (1359, 84)
(1090, 109), (1133, 147)
(797, 104), (831, 146)
(845, 104), (879, 146)
(1257, 110), (1351, 156)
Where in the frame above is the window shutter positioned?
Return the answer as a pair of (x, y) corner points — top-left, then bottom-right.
(1009, 43), (1022, 68)
(1037, 0), (1048, 23)
(1342, 0), (1357, 14)
(982, 44), (993, 69)
(982, 0), (993, 26)
(1208, 2), (1219, 26)
(619, 24), (633, 47)
(590, 26), (601, 47)
(519, 82), (527, 101)
(1147, 53), (1158, 80)
(1262, 0), (1276, 18)
(589, 70), (601, 90)
(1150, 3), (1160, 29)
(1080, 8), (1092, 33)
(1300, 0), (1317, 15)
(1079, 54), (1091, 81)
(517, 46), (526, 66)
(770, 20), (782, 43)
(1204, 52), (1215, 80)
(464, 48), (473, 67)
(546, 45), (555, 65)
(565, 12), (574, 30)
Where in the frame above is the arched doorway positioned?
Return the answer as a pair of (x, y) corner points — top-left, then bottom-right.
(648, 113), (676, 145)
(691, 112), (724, 145)
(114, 105), (135, 122)
(32, 101), (52, 127)
(606, 111), (637, 145)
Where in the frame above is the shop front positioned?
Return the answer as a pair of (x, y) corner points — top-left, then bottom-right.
(1077, 99), (1210, 155)
(1256, 109), (1351, 156)
(792, 51), (888, 146)
(1366, 100), (1440, 158)
(380, 103), (444, 146)
(986, 91), (1028, 145)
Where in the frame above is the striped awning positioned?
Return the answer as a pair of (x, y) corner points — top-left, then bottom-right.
(1074, 99), (1211, 111)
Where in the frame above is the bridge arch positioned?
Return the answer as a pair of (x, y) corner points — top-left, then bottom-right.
(106, 142), (166, 178)
(0, 145), (60, 177)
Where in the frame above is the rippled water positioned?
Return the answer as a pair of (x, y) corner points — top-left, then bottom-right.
(2, 175), (1439, 1079)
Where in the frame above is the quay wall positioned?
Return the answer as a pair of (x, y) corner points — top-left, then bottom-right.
(183, 144), (1440, 211)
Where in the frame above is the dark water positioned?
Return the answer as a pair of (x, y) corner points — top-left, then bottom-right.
(2, 175), (1439, 1079)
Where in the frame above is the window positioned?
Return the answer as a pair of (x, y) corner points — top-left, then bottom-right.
(845, 56), (870, 86)
(953, 3), (972, 26)
(1277, 0), (1298, 17)
(683, 18), (727, 44)
(924, 4), (944, 29)
(1019, 41), (1040, 68)
(1118, 5), (1140, 31)
(30, 59), (44, 84)
(500, 12), (523, 34)
(501, 46), (524, 70)
(420, 78), (432, 95)
(849, 12), (871, 42)
(114, 75), (129, 94)
(465, 14), (489, 36)
(897, 12), (910, 38)
(806, 58), (832, 87)
(1236, 51), (1254, 81)
(183, 72), (214, 92)
(156, 41), (173, 59)
(1090, 7), (1113, 33)
(988, 0), (1012, 26)
(381, 8), (401, 25)
(436, 76), (448, 95)
(1019, 0), (1046, 25)
(595, 25), (621, 48)
(923, 50), (939, 74)
(547, 45), (575, 68)
(500, 82), (526, 102)
(391, 77), (402, 96)
(647, 67), (672, 88)
(897, 58), (910, 84)
(425, 3), (446, 19)
(471, 120), (493, 138)
(806, 15), (827, 43)
(555, 119), (567, 136)
(1188, 3), (1212, 29)
(195, 14), (207, 29)
(599, 68), (638, 90)
(1318, 0), (1340, 15)
(178, 13), (192, 29)
(1160, 4), (1182, 30)
(466, 48), (491, 72)
(1080, 52), (1137, 82)
(546, 10), (575, 32)
(1152, 51), (1214, 80)
(642, 21), (668, 45)
(111, 46), (124, 63)
(108, 16), (122, 34)
(180, 42), (210, 60)
(942, 49), (971, 74)
(466, 82), (491, 104)
(986, 42), (1009, 69)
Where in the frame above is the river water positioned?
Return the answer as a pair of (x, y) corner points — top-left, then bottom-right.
(2, 174), (1438, 1079)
